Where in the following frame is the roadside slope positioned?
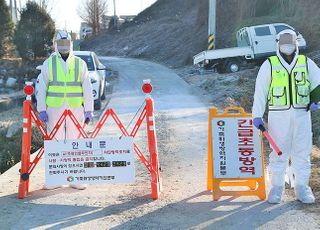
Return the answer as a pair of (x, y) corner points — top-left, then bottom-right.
(81, 0), (207, 67)
(83, 0), (320, 68)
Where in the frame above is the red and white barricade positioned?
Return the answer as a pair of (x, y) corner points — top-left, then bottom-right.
(18, 81), (162, 200)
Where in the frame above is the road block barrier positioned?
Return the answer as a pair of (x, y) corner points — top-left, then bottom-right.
(18, 80), (162, 200)
(207, 107), (266, 201)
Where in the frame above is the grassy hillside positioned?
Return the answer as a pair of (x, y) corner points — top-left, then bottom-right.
(214, 0), (320, 50)
(81, 0), (208, 67)
(83, 0), (320, 66)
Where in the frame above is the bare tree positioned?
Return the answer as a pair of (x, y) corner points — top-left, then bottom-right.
(38, 0), (49, 9)
(78, 0), (108, 35)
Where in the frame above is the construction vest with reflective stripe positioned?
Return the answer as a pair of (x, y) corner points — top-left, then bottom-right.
(46, 55), (84, 108)
(268, 55), (310, 110)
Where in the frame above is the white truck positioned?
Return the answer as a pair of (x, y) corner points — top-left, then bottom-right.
(193, 23), (307, 73)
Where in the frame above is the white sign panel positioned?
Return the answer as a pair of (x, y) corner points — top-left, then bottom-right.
(212, 117), (263, 178)
(44, 137), (135, 185)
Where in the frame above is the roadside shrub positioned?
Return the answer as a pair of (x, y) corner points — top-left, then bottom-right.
(14, 1), (55, 60)
(0, 0), (14, 57)
(0, 127), (43, 174)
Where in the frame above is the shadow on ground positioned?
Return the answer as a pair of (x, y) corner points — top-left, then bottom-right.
(0, 189), (305, 229)
(0, 188), (152, 229)
(111, 191), (301, 230)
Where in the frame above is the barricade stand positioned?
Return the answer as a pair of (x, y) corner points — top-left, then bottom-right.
(207, 107), (266, 201)
(18, 80), (161, 200)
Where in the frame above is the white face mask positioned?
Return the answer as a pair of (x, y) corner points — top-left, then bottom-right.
(279, 44), (296, 55)
(56, 39), (71, 55)
(57, 46), (70, 55)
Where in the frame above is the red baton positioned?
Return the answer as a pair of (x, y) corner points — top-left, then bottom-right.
(258, 125), (282, 156)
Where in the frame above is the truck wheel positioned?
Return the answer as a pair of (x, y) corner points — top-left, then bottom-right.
(204, 59), (218, 70)
(226, 60), (240, 73)
(216, 63), (225, 74)
(204, 62), (213, 70)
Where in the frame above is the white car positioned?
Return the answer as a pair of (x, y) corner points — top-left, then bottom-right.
(74, 51), (108, 110)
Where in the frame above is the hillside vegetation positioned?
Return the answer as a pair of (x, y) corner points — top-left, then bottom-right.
(83, 0), (320, 67)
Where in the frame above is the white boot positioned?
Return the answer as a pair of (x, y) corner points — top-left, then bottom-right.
(70, 184), (88, 190)
(295, 185), (315, 204)
(268, 186), (284, 204)
(42, 184), (62, 190)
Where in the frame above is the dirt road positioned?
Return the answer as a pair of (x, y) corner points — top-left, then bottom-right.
(0, 58), (319, 229)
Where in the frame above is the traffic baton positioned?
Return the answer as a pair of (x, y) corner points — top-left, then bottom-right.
(258, 125), (283, 156)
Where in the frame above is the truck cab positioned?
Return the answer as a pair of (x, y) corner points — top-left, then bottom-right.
(193, 23), (307, 73)
(237, 23), (307, 59)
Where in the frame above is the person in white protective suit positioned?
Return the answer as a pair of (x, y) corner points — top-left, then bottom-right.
(37, 30), (94, 190)
(252, 29), (320, 204)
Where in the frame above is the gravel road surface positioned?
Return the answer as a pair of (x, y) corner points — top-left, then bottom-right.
(0, 58), (319, 230)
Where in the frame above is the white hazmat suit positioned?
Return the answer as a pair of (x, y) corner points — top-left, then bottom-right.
(252, 30), (320, 203)
(37, 31), (93, 190)
(37, 49), (93, 139)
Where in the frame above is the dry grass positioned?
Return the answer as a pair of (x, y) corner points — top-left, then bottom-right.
(310, 147), (320, 195)
(303, 147), (320, 212)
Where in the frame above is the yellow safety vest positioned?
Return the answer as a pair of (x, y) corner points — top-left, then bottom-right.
(268, 55), (310, 110)
(46, 55), (84, 108)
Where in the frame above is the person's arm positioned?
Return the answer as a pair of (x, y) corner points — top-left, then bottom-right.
(80, 60), (94, 112)
(252, 60), (272, 118)
(36, 59), (50, 112)
(307, 58), (320, 103)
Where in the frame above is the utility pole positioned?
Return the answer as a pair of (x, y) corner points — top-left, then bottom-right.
(113, 0), (117, 28)
(9, 0), (18, 23)
(9, 0), (13, 20)
(13, 0), (17, 22)
(208, 0), (216, 50)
